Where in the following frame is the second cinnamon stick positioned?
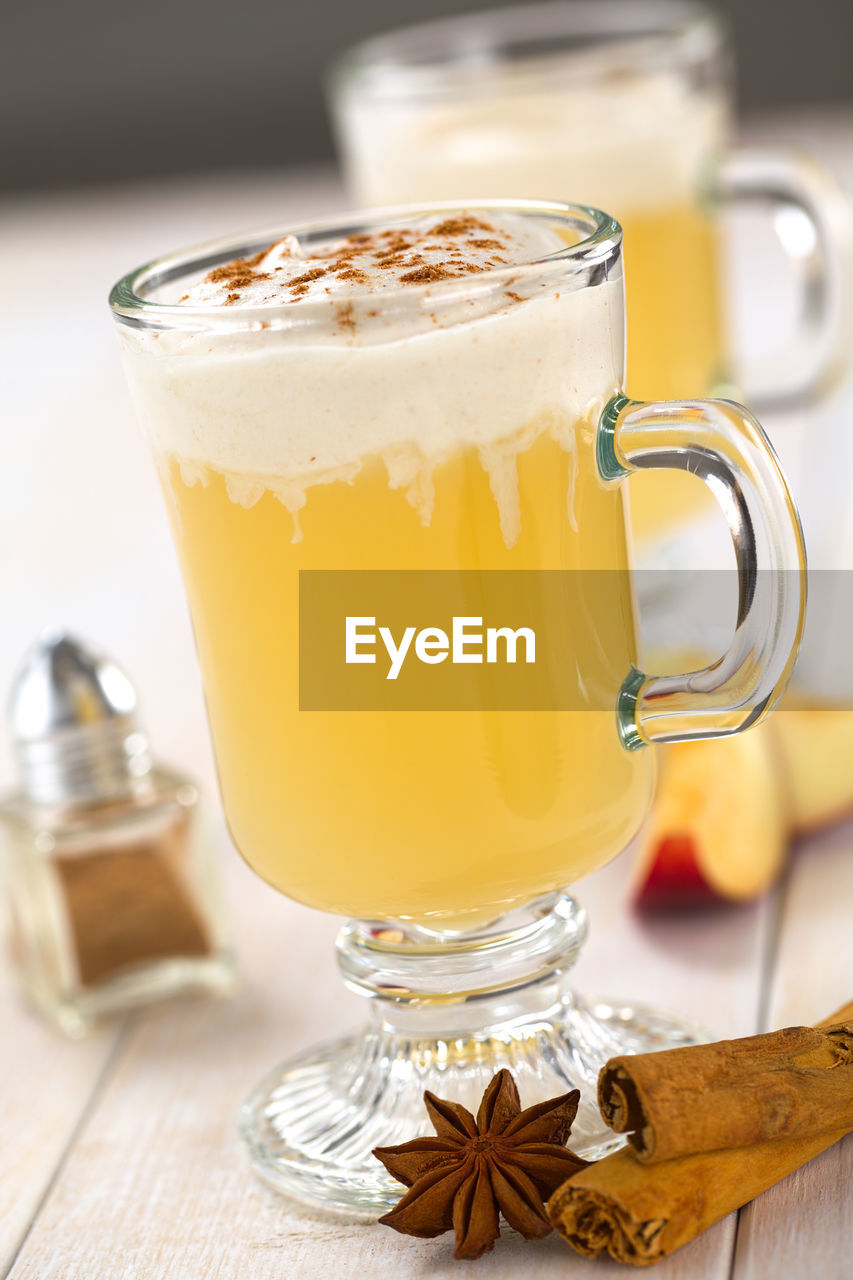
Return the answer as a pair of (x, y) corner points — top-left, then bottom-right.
(548, 1124), (848, 1266)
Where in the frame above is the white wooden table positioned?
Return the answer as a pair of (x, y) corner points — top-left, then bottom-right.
(1, 124), (851, 1279)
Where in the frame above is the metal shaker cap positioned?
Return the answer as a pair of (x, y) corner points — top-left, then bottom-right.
(8, 632), (152, 806)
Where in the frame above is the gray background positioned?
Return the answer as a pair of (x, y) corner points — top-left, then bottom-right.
(2, 0), (851, 193)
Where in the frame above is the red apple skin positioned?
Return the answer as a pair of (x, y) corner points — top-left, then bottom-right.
(632, 728), (789, 910)
(634, 835), (727, 910)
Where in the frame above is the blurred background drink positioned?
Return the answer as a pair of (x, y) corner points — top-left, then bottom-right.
(329, 0), (849, 545)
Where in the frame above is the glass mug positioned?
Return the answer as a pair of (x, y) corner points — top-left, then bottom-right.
(110, 201), (805, 1212)
(328, 0), (850, 544)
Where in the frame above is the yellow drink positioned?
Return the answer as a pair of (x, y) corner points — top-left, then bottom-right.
(621, 202), (727, 534)
(622, 205), (725, 402)
(116, 206), (657, 923)
(160, 420), (654, 922)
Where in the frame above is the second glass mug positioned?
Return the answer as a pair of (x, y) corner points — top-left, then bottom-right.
(110, 200), (805, 1212)
(329, 0), (851, 546)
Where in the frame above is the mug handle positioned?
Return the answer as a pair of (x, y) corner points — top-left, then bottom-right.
(598, 394), (807, 749)
(720, 147), (852, 407)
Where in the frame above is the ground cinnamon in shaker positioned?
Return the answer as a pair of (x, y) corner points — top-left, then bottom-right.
(55, 816), (211, 988)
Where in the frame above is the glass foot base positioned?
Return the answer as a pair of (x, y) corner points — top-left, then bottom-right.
(239, 890), (701, 1208)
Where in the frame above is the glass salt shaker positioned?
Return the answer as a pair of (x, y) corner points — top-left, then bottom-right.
(0, 632), (235, 1036)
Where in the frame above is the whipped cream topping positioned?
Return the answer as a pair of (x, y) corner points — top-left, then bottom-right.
(118, 210), (622, 545)
(336, 71), (728, 214)
(175, 211), (568, 308)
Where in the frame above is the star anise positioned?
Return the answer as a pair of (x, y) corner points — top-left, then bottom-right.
(373, 1069), (589, 1260)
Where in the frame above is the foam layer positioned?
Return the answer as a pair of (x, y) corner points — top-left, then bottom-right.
(175, 210), (568, 308)
(337, 70), (728, 214)
(118, 211), (622, 544)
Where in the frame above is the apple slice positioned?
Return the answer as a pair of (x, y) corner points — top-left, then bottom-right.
(770, 711), (853, 835)
(634, 727), (789, 908)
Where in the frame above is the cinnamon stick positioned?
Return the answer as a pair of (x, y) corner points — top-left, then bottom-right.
(547, 1002), (853, 1266)
(547, 1126), (848, 1266)
(598, 1011), (853, 1163)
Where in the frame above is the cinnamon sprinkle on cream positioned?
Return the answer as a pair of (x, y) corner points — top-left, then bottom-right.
(177, 212), (559, 318)
(399, 264), (456, 284)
